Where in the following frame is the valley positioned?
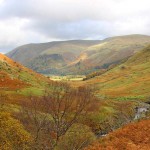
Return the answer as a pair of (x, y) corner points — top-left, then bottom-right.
(0, 35), (150, 150)
(1, 0), (150, 149)
(48, 75), (85, 81)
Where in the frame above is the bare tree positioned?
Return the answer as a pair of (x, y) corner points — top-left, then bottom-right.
(20, 83), (94, 149)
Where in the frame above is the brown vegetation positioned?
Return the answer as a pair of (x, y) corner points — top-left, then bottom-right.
(17, 83), (95, 149)
(85, 119), (150, 150)
(0, 112), (32, 150)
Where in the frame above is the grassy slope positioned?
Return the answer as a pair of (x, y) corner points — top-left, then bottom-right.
(83, 45), (150, 101)
(66, 45), (150, 135)
(0, 53), (52, 102)
(68, 46), (150, 133)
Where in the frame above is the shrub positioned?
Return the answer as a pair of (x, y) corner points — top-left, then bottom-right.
(56, 124), (96, 150)
(0, 112), (32, 150)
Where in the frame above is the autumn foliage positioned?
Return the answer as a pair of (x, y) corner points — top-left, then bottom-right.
(56, 123), (96, 150)
(0, 112), (32, 150)
(85, 119), (150, 150)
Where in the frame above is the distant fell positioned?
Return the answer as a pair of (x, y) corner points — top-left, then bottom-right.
(7, 35), (150, 75)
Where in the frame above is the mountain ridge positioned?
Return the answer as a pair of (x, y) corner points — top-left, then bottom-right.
(7, 34), (150, 75)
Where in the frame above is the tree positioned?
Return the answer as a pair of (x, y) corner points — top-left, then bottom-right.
(20, 83), (94, 149)
(56, 123), (96, 150)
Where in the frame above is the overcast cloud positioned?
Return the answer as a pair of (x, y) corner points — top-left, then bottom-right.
(0, 0), (150, 53)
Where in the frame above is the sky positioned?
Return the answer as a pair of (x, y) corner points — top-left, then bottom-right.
(0, 0), (150, 53)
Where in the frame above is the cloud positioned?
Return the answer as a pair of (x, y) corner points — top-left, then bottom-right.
(0, 0), (150, 53)
(0, 18), (54, 53)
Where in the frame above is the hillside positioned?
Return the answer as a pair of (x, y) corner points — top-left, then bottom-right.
(1, 45), (150, 150)
(7, 40), (100, 75)
(7, 35), (150, 75)
(85, 119), (150, 150)
(82, 45), (150, 101)
(0, 53), (52, 102)
(62, 34), (150, 74)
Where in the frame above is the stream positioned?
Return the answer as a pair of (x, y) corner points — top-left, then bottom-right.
(97, 101), (150, 138)
(134, 102), (150, 120)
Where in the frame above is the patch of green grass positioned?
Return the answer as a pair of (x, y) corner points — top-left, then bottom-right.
(19, 87), (44, 96)
(116, 95), (145, 101)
